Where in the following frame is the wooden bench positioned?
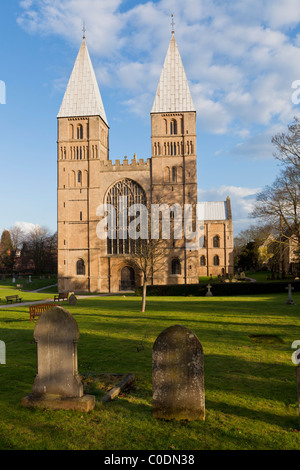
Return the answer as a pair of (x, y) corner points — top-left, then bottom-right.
(54, 292), (69, 302)
(6, 295), (22, 304)
(29, 303), (61, 322)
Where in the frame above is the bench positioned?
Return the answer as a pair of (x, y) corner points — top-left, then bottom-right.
(54, 292), (69, 302)
(6, 295), (22, 304)
(29, 303), (61, 322)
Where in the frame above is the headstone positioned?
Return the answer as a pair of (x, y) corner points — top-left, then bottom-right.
(240, 272), (245, 279)
(206, 284), (213, 296)
(21, 306), (95, 412)
(69, 294), (77, 305)
(12, 277), (15, 284)
(286, 284), (296, 305)
(152, 325), (205, 421)
(29, 275), (32, 283)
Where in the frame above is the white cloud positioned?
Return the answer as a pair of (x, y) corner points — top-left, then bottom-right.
(13, 222), (41, 234)
(198, 185), (261, 234)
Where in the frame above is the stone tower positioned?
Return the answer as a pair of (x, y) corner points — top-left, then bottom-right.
(150, 32), (199, 284)
(57, 38), (109, 293)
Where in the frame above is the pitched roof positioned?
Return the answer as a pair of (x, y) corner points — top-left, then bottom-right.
(57, 39), (108, 124)
(197, 202), (229, 221)
(151, 33), (196, 114)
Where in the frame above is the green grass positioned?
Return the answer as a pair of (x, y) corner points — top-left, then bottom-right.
(0, 293), (300, 450)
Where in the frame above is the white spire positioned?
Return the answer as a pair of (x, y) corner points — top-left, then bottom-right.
(151, 34), (195, 114)
(57, 39), (108, 124)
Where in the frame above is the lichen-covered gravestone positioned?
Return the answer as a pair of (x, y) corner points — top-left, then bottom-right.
(21, 306), (95, 412)
(152, 325), (205, 421)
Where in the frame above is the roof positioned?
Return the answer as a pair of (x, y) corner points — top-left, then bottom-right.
(57, 39), (108, 124)
(197, 202), (229, 221)
(151, 33), (196, 114)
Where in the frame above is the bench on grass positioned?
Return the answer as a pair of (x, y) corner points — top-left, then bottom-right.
(54, 292), (69, 302)
(29, 303), (61, 322)
(6, 295), (22, 304)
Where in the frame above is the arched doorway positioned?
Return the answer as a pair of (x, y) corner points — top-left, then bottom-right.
(120, 266), (135, 291)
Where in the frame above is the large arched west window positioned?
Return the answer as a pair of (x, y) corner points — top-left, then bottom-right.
(106, 179), (147, 255)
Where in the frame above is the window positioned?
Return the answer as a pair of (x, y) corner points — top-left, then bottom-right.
(77, 125), (83, 139)
(213, 255), (220, 266)
(172, 166), (177, 183)
(106, 179), (147, 255)
(200, 255), (206, 266)
(213, 235), (220, 248)
(170, 119), (177, 135)
(80, 211), (83, 221)
(78, 171), (82, 184)
(76, 259), (85, 275)
(171, 258), (181, 275)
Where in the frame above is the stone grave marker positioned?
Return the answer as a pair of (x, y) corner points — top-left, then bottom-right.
(206, 284), (213, 296)
(21, 306), (95, 412)
(286, 284), (296, 305)
(152, 324), (205, 421)
(69, 293), (77, 305)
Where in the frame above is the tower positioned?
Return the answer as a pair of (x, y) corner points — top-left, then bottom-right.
(150, 32), (199, 284)
(57, 38), (109, 293)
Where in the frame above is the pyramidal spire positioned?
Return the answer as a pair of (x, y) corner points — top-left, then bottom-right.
(57, 38), (108, 124)
(151, 33), (195, 114)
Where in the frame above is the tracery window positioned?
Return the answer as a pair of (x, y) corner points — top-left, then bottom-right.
(106, 179), (147, 255)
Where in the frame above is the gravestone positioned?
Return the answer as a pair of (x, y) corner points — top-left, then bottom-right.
(152, 325), (205, 421)
(68, 294), (77, 305)
(21, 306), (95, 412)
(206, 284), (213, 297)
(286, 284), (296, 305)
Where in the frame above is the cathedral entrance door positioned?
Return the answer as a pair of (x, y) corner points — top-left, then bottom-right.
(120, 266), (135, 291)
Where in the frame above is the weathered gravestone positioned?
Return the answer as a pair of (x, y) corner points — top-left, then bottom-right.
(68, 293), (77, 305)
(21, 306), (95, 412)
(152, 325), (205, 421)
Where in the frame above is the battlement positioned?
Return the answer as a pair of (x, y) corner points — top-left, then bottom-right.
(100, 154), (151, 172)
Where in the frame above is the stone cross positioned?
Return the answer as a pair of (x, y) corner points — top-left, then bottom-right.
(286, 284), (295, 305)
(206, 284), (213, 297)
(21, 306), (95, 411)
(152, 325), (205, 421)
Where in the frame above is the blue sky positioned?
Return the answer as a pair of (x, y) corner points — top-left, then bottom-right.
(1, 0), (300, 237)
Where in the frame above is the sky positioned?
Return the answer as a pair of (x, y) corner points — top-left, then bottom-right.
(1, 0), (300, 237)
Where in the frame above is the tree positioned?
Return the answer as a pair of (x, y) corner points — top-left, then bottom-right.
(0, 230), (15, 273)
(25, 226), (57, 274)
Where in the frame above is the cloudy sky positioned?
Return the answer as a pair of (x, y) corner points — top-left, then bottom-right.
(1, 0), (300, 236)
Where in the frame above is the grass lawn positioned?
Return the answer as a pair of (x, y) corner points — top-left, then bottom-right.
(0, 293), (300, 450)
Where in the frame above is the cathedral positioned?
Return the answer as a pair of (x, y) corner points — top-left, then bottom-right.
(57, 31), (234, 293)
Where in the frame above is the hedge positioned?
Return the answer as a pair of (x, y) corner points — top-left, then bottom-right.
(136, 281), (300, 297)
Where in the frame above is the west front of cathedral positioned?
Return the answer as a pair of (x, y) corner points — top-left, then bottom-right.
(57, 33), (234, 293)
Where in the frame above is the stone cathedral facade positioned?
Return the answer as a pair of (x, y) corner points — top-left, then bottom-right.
(57, 33), (234, 293)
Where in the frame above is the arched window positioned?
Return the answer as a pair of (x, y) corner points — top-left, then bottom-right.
(170, 119), (177, 135)
(77, 171), (82, 184)
(213, 235), (220, 248)
(106, 179), (147, 255)
(171, 258), (181, 275)
(213, 255), (220, 266)
(77, 125), (83, 139)
(76, 259), (85, 275)
(200, 255), (206, 266)
(172, 166), (177, 183)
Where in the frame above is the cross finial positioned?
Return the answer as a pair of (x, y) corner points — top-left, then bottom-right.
(82, 21), (86, 39)
(171, 14), (175, 34)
